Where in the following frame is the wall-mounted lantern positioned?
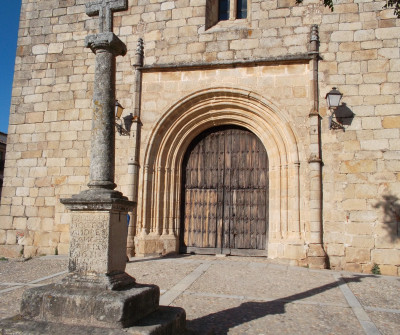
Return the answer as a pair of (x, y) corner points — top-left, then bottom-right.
(325, 87), (344, 130)
(115, 100), (133, 136)
(115, 100), (124, 119)
(326, 87), (342, 110)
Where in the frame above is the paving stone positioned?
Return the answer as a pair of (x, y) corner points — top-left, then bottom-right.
(366, 310), (400, 335)
(0, 257), (67, 283)
(125, 257), (201, 291)
(344, 275), (400, 310)
(187, 261), (348, 305)
(1, 255), (399, 334)
(174, 295), (364, 335)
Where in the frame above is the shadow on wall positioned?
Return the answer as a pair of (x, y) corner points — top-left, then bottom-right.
(186, 274), (375, 334)
(335, 103), (355, 126)
(374, 194), (400, 242)
(330, 103), (355, 130)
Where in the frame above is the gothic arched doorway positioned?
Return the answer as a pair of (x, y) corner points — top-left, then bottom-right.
(180, 126), (269, 256)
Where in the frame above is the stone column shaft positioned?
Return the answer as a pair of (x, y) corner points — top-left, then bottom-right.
(89, 49), (116, 189)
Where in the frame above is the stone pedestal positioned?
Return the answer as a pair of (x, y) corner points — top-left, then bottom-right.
(3, 192), (186, 334)
(17, 193), (159, 328)
(60, 190), (136, 290)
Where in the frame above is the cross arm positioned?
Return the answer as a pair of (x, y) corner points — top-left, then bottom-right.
(86, 0), (128, 16)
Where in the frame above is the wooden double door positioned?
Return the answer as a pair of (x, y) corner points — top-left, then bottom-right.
(181, 126), (269, 256)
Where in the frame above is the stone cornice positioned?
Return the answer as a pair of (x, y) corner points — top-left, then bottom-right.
(141, 53), (314, 72)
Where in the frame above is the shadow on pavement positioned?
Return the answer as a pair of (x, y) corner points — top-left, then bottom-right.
(187, 274), (375, 334)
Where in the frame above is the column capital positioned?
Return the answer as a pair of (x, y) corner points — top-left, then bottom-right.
(308, 154), (322, 164)
(61, 189), (135, 212)
(85, 32), (127, 56)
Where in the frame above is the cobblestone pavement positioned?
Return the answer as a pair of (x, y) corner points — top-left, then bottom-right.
(0, 255), (399, 334)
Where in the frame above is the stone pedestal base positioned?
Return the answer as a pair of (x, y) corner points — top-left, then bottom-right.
(20, 283), (159, 329)
(4, 280), (187, 334)
(0, 306), (186, 335)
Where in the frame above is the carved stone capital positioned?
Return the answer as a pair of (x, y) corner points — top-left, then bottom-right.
(61, 189), (135, 212)
(308, 154), (322, 164)
(85, 32), (127, 56)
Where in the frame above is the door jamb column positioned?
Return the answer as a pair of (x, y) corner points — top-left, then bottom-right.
(307, 25), (329, 269)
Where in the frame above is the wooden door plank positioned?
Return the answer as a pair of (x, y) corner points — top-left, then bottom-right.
(183, 189), (191, 247)
(222, 129), (231, 250)
(216, 130), (225, 252)
(208, 190), (217, 248)
(191, 188), (198, 247)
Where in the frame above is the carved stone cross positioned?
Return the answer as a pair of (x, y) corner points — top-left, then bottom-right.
(86, 0), (127, 33)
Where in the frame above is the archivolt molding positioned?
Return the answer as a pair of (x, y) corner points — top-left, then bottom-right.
(138, 87), (304, 243)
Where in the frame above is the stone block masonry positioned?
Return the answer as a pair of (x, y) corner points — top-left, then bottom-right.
(0, 0), (399, 276)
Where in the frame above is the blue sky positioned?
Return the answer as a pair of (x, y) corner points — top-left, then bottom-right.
(0, 2), (21, 134)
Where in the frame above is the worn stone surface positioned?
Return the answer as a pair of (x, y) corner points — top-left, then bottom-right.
(0, 306), (186, 335)
(20, 283), (160, 328)
(68, 211), (126, 275)
(85, 32), (124, 191)
(1, 255), (400, 334)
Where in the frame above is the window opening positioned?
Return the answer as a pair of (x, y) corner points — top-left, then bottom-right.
(218, 0), (230, 21)
(206, 0), (250, 29)
(236, 0), (247, 19)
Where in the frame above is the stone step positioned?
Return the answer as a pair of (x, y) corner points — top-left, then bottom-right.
(20, 283), (160, 329)
(0, 306), (186, 335)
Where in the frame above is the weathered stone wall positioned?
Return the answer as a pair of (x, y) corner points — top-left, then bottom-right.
(0, 133), (7, 200)
(0, 0), (399, 275)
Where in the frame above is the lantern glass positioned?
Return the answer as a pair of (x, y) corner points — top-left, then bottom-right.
(115, 101), (124, 119)
(325, 87), (342, 109)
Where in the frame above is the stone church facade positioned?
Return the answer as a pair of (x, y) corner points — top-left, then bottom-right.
(0, 0), (399, 275)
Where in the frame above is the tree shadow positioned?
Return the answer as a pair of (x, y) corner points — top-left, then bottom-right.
(374, 193), (400, 242)
(187, 274), (375, 334)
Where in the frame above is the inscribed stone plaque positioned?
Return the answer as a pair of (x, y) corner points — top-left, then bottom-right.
(69, 212), (127, 275)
